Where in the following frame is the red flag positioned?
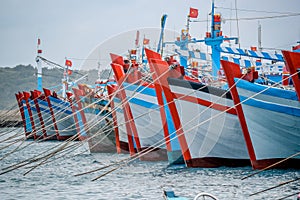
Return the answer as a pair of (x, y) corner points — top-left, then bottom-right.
(67, 69), (72, 75)
(224, 35), (230, 42)
(189, 7), (198, 18)
(143, 38), (150, 45)
(65, 59), (72, 67)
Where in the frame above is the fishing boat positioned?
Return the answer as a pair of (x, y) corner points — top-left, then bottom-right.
(110, 51), (187, 162)
(146, 48), (250, 167)
(110, 58), (168, 161)
(15, 39), (78, 141)
(144, 0), (291, 168)
(220, 50), (300, 169)
(71, 84), (116, 153)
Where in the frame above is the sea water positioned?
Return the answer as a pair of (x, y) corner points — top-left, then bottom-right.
(0, 128), (299, 200)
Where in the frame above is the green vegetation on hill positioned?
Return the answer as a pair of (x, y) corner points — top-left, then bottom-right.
(0, 65), (111, 110)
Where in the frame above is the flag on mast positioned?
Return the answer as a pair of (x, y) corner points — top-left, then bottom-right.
(143, 38), (150, 45)
(65, 59), (72, 67)
(189, 7), (198, 18)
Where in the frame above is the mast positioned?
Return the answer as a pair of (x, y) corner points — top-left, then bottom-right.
(204, 0), (223, 78)
(62, 58), (72, 99)
(163, 0), (238, 76)
(36, 38), (43, 91)
(258, 21), (262, 51)
(157, 14), (168, 55)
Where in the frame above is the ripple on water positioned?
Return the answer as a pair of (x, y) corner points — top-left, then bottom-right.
(0, 129), (299, 199)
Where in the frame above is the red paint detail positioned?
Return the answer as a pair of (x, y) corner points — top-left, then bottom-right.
(107, 84), (121, 153)
(72, 88), (89, 141)
(37, 49), (42, 54)
(244, 67), (259, 82)
(221, 60), (257, 168)
(252, 158), (300, 169)
(110, 63), (141, 155)
(130, 49), (137, 55)
(144, 49), (172, 152)
(282, 51), (300, 101)
(172, 92), (237, 115)
(31, 90), (47, 139)
(110, 53), (125, 66)
(23, 91), (37, 140)
(213, 14), (221, 22)
(145, 48), (192, 162)
(292, 44), (300, 51)
(67, 91), (85, 141)
(15, 93), (29, 138)
(186, 157), (250, 168)
(43, 88), (60, 140)
(206, 32), (211, 38)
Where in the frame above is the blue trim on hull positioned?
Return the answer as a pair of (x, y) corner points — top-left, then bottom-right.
(235, 78), (298, 101)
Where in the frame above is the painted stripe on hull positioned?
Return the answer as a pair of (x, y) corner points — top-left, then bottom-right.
(235, 79), (300, 169)
(37, 100), (57, 138)
(28, 100), (44, 138)
(125, 85), (184, 152)
(237, 86), (300, 108)
(240, 103), (300, 160)
(48, 97), (76, 137)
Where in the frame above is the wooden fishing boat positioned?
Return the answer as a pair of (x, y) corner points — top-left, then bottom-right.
(220, 51), (300, 169)
(15, 39), (79, 141)
(109, 52), (188, 162)
(146, 48), (250, 167)
(71, 85), (116, 153)
(43, 88), (77, 140)
(110, 59), (168, 161)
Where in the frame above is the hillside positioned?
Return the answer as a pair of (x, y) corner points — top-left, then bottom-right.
(0, 65), (111, 110)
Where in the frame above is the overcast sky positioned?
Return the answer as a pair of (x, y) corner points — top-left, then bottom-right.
(0, 0), (299, 70)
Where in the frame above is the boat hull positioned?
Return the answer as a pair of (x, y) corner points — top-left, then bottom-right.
(124, 83), (184, 162)
(125, 85), (167, 161)
(37, 99), (57, 140)
(236, 79), (300, 169)
(168, 78), (250, 167)
(113, 97), (132, 153)
(48, 96), (77, 140)
(85, 112), (116, 153)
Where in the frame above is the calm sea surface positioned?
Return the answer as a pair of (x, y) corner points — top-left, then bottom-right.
(0, 128), (299, 200)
